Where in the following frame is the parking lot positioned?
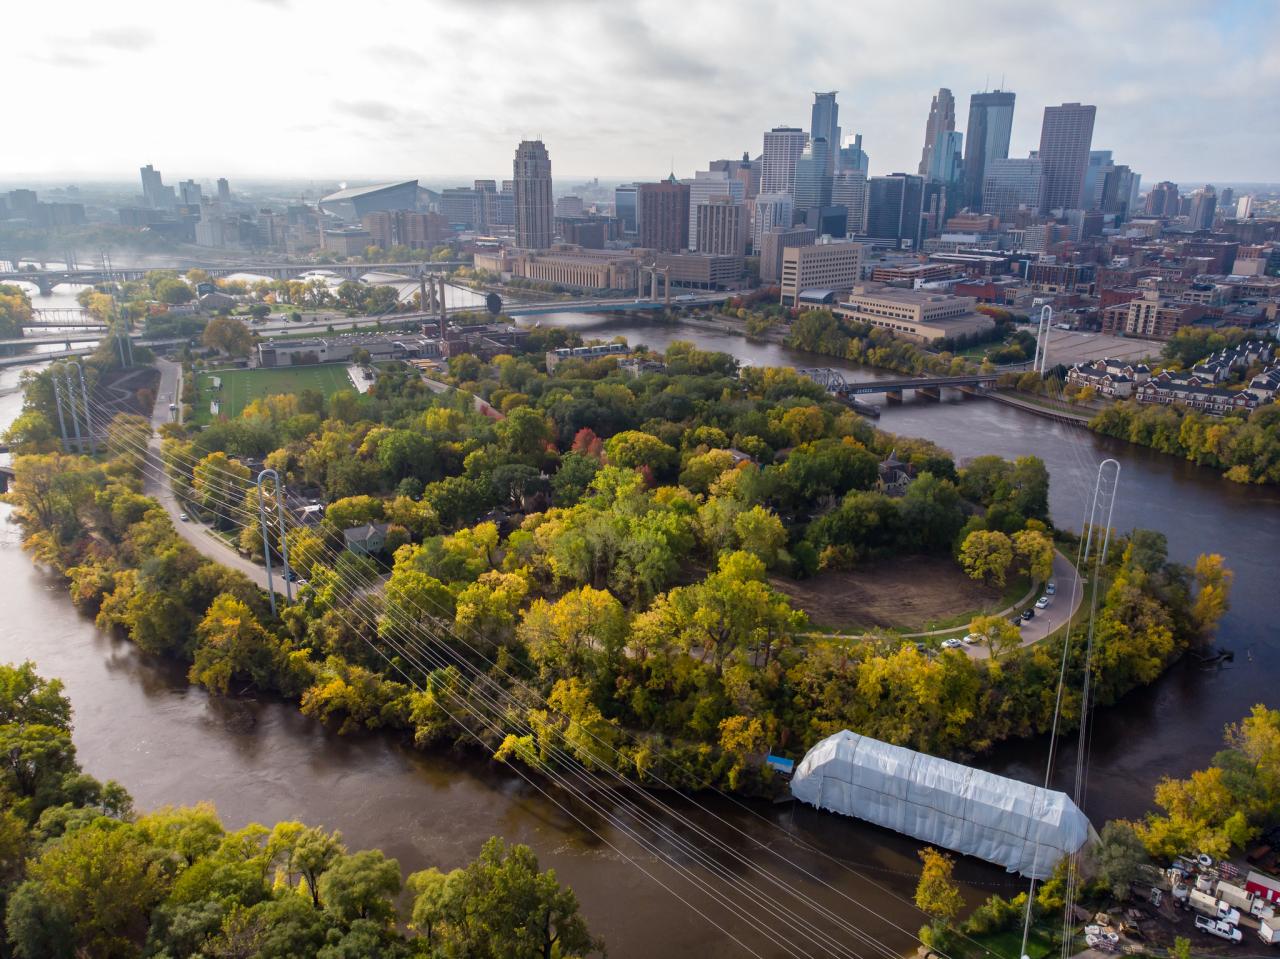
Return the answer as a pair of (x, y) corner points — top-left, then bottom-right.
(1034, 328), (1159, 367)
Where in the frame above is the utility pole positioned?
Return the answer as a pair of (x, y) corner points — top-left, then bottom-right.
(256, 469), (294, 616)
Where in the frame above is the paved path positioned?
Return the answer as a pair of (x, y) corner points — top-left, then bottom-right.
(965, 550), (1084, 660)
(146, 359), (284, 596)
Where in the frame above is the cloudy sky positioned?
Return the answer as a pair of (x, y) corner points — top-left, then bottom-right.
(4, 0), (1277, 187)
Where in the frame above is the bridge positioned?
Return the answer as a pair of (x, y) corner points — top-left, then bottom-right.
(26, 308), (105, 328)
(797, 367), (1001, 404)
(0, 261), (468, 295)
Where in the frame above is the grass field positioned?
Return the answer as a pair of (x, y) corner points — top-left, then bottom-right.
(193, 366), (354, 423)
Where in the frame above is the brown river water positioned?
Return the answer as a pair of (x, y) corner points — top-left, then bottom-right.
(1, 312), (1276, 957)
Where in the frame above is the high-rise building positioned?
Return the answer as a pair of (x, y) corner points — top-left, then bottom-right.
(918, 88), (956, 177)
(1236, 195), (1255, 219)
(1038, 103), (1096, 212)
(513, 139), (554, 249)
(761, 126), (807, 196)
(962, 90), (1015, 210)
(614, 184), (638, 235)
(216, 178), (231, 203)
(1145, 181), (1180, 217)
(1218, 187), (1234, 215)
(752, 193), (794, 253)
(637, 177), (690, 253)
(780, 240), (865, 306)
(695, 197), (747, 256)
(140, 164), (175, 208)
(832, 170), (868, 236)
(685, 171), (745, 251)
(866, 174), (925, 250)
(982, 158), (1045, 220)
(927, 131), (964, 185)
(1098, 164), (1136, 218)
(793, 139), (833, 215)
(810, 92), (840, 174)
(178, 179), (202, 206)
(1082, 151), (1113, 210)
(1188, 186), (1217, 231)
(759, 226), (817, 283)
(838, 133), (870, 175)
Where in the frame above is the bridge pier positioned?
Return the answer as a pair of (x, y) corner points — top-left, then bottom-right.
(916, 386), (942, 402)
(885, 389), (904, 404)
(32, 276), (54, 296)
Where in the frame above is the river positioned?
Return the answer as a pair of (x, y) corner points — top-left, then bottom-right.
(1, 312), (1276, 956)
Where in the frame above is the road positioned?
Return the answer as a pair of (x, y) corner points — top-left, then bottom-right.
(965, 550), (1085, 660)
(146, 359), (284, 595)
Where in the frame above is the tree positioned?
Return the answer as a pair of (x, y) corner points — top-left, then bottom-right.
(518, 586), (627, 683)
(154, 276), (194, 305)
(203, 316), (255, 357)
(959, 529), (1014, 586)
(732, 505), (788, 568)
(317, 849), (401, 925)
(190, 594), (278, 696)
(968, 614), (1021, 660)
(0, 660), (72, 728)
(1013, 528), (1054, 583)
(915, 847), (963, 924)
(1191, 553), (1233, 636)
(0, 283), (34, 338)
(193, 452), (252, 527)
(1095, 820), (1149, 900)
(604, 430), (678, 478)
(290, 826), (346, 908)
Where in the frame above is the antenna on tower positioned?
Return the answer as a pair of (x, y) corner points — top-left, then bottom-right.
(1000, 73), (1006, 90)
(984, 74), (990, 92)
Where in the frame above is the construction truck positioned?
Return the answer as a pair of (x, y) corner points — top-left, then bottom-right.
(1189, 888), (1241, 925)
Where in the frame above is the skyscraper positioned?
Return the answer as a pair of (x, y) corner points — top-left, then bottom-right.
(918, 88), (956, 178)
(614, 184), (638, 235)
(513, 139), (554, 249)
(793, 139), (833, 215)
(866, 173), (924, 250)
(927, 131), (964, 185)
(1188, 186), (1217, 231)
(752, 193), (794, 253)
(760, 126), (807, 196)
(1082, 150), (1113, 210)
(685, 170), (745, 251)
(140, 164), (174, 209)
(832, 171), (868, 236)
(1038, 103), (1096, 212)
(695, 197), (747, 256)
(637, 177), (690, 252)
(838, 133), (870, 175)
(810, 92), (840, 173)
(981, 158), (1045, 220)
(216, 178), (231, 204)
(1145, 181), (1180, 217)
(962, 90), (1015, 210)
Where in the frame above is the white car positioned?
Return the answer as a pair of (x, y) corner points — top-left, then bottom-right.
(941, 638), (964, 649)
(1046, 581), (1057, 595)
(1035, 596), (1050, 609)
(963, 633), (981, 645)
(1194, 914), (1241, 941)
(179, 512), (188, 522)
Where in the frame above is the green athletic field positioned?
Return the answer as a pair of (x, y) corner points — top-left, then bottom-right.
(194, 365), (354, 422)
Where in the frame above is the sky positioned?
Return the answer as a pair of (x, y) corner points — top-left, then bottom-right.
(4, 0), (1278, 188)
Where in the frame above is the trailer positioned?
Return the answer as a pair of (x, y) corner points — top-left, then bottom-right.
(1189, 888), (1241, 925)
(1260, 917), (1280, 945)
(1217, 879), (1266, 917)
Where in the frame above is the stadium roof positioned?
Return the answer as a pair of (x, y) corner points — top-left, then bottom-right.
(320, 180), (418, 202)
(790, 730), (1094, 878)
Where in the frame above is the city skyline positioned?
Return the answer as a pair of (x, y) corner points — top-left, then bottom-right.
(2, 0), (1277, 185)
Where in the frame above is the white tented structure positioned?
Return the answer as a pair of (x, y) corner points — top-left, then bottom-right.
(790, 730), (1094, 879)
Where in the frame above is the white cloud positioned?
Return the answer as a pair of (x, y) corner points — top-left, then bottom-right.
(1, 0), (1276, 183)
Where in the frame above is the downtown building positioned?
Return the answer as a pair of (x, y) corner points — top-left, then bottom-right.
(685, 170), (745, 251)
(918, 88), (957, 178)
(961, 90), (1015, 211)
(832, 170), (869, 235)
(637, 177), (691, 253)
(759, 226), (817, 284)
(981, 158), (1045, 220)
(780, 239), (865, 306)
(513, 140), (554, 249)
(760, 126), (808, 196)
(752, 193), (794, 254)
(833, 284), (995, 343)
(1038, 103), (1096, 212)
(694, 197), (748, 256)
(865, 173), (925, 250)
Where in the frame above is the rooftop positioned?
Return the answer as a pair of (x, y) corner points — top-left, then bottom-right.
(320, 180), (418, 203)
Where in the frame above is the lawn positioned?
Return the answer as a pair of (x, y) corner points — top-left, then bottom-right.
(193, 365), (354, 423)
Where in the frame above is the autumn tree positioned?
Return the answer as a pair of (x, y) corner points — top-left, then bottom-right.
(915, 847), (963, 946)
(1013, 528), (1054, 583)
(1191, 553), (1233, 637)
(959, 529), (1014, 586)
(190, 594), (279, 695)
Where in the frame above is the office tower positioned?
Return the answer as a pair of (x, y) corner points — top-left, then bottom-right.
(637, 177), (690, 252)
(832, 170), (868, 235)
(1237, 195), (1255, 219)
(1038, 103), (1096, 212)
(1098, 164), (1135, 217)
(1219, 187), (1234, 213)
(513, 139), (554, 249)
(685, 170), (745, 250)
(927, 131), (964, 185)
(962, 90), (1015, 210)
(918, 88), (956, 177)
(838, 133), (870, 175)
(759, 226), (817, 283)
(1188, 186), (1217, 231)
(810, 92), (840, 173)
(760, 126), (807, 196)
(752, 193), (794, 253)
(793, 139), (833, 215)
(178, 179), (202, 206)
(614, 184), (638, 235)
(216, 178), (231, 203)
(866, 174), (924, 250)
(982, 158), (1045, 219)
(695, 197), (747, 256)
(1145, 181), (1180, 216)
(780, 240), (864, 306)
(555, 195), (585, 217)
(709, 155), (760, 202)
(1082, 150), (1114, 210)
(140, 164), (174, 208)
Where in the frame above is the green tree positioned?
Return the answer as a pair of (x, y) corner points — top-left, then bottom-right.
(1012, 528), (1054, 583)
(202, 316), (255, 357)
(915, 846), (963, 924)
(1094, 820), (1149, 901)
(959, 529), (1014, 586)
(317, 849), (401, 925)
(190, 594), (278, 696)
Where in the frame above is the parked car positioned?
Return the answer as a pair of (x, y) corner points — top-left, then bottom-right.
(1035, 596), (1051, 609)
(1194, 915), (1242, 941)
(178, 512), (188, 522)
(941, 638), (964, 649)
(1021, 608), (1035, 621)
(1046, 581), (1057, 595)
(963, 633), (981, 645)
(1010, 617), (1024, 628)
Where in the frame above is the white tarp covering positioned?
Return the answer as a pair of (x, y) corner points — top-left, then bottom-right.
(790, 730), (1093, 878)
